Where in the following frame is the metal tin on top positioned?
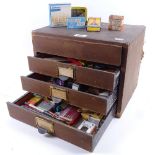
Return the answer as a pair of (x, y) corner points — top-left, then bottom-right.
(71, 7), (87, 18)
(67, 17), (86, 29)
(87, 17), (101, 32)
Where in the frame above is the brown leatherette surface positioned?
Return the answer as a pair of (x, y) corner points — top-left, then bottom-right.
(31, 24), (145, 117)
(7, 93), (115, 151)
(21, 74), (111, 115)
(28, 56), (117, 91)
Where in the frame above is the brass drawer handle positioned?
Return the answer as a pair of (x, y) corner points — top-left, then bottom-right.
(58, 66), (74, 79)
(35, 117), (54, 134)
(50, 86), (67, 100)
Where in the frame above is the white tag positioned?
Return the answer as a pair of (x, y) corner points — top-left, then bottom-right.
(74, 34), (87, 38)
(114, 37), (124, 41)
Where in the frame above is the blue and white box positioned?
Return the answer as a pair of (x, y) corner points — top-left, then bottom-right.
(49, 3), (71, 27)
(67, 17), (86, 29)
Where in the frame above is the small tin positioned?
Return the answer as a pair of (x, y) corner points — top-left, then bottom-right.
(87, 17), (101, 32)
(67, 17), (86, 29)
(71, 7), (87, 18)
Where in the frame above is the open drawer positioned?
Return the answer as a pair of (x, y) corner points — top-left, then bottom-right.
(28, 55), (120, 91)
(21, 73), (117, 115)
(7, 92), (116, 152)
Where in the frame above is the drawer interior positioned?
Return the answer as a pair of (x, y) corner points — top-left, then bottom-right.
(35, 52), (120, 72)
(7, 92), (116, 151)
(26, 72), (118, 99)
(28, 53), (120, 91)
(22, 73), (118, 112)
(10, 92), (106, 130)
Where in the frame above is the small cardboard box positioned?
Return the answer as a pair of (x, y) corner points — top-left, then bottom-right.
(49, 3), (71, 27)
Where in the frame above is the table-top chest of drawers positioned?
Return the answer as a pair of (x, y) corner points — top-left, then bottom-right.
(7, 23), (145, 151)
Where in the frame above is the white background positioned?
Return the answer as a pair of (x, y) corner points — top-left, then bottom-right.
(0, 0), (155, 155)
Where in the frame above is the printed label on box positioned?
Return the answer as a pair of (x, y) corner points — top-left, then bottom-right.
(67, 17), (86, 29)
(49, 3), (71, 27)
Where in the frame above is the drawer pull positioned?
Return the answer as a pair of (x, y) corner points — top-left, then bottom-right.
(50, 86), (67, 100)
(58, 67), (74, 78)
(35, 117), (54, 134)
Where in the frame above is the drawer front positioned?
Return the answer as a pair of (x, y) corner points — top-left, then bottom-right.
(68, 90), (108, 114)
(6, 93), (92, 151)
(21, 74), (113, 115)
(32, 35), (122, 66)
(21, 76), (51, 97)
(75, 67), (118, 91)
(7, 92), (115, 151)
(28, 56), (119, 91)
(28, 56), (58, 76)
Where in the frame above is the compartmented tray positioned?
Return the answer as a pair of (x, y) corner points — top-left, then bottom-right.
(7, 92), (116, 151)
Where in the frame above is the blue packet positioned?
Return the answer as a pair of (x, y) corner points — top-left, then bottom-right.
(67, 17), (86, 29)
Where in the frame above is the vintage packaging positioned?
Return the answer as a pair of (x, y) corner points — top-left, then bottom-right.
(81, 112), (103, 120)
(26, 95), (42, 105)
(49, 3), (71, 27)
(59, 106), (81, 125)
(54, 75), (69, 86)
(78, 120), (96, 134)
(36, 101), (55, 111)
(81, 112), (103, 127)
(71, 7), (87, 18)
(67, 17), (86, 29)
(87, 17), (101, 32)
(108, 15), (124, 31)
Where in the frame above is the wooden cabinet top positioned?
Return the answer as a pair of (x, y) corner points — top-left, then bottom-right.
(32, 23), (145, 47)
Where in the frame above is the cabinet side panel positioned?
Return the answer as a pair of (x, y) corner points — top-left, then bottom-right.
(116, 30), (145, 117)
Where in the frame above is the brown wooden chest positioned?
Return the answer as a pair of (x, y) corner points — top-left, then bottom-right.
(7, 23), (145, 151)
